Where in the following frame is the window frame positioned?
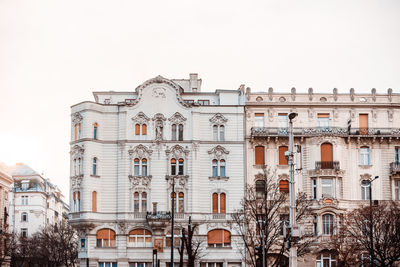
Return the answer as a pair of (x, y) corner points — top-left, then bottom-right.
(96, 228), (116, 248)
(322, 214), (335, 236)
(207, 229), (231, 247)
(254, 113), (264, 128)
(360, 147), (370, 166)
(92, 157), (98, 176)
(361, 180), (371, 200)
(93, 123), (98, 139)
(212, 192), (226, 214)
(127, 229), (152, 248)
(21, 212), (28, 222)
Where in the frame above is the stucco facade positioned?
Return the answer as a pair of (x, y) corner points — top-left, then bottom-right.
(246, 87), (400, 266)
(69, 74), (246, 267)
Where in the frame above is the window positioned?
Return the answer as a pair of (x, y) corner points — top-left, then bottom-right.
(320, 143), (333, 169)
(312, 179), (317, 199)
(200, 263), (223, 267)
(166, 228), (182, 248)
(207, 229), (231, 247)
(198, 100), (210, 105)
(213, 125), (225, 141)
(279, 214), (289, 235)
(92, 191), (97, 212)
(361, 180), (371, 200)
(211, 159), (226, 177)
(133, 158), (148, 176)
(321, 179), (334, 198)
(359, 114), (369, 135)
(99, 263), (117, 267)
(170, 192), (184, 212)
(254, 113), (264, 128)
(21, 228), (28, 238)
(74, 123), (81, 141)
(128, 229), (152, 247)
(93, 123), (98, 139)
(21, 212), (28, 222)
(73, 191), (80, 212)
(279, 180), (289, 193)
(317, 113), (330, 130)
(92, 157), (98, 175)
(316, 252), (337, 267)
(142, 124), (147, 135)
(255, 180), (265, 198)
(322, 214), (334, 235)
(278, 113), (288, 133)
(21, 196), (28, 205)
(395, 180), (400, 200)
(135, 123), (147, 136)
(360, 147), (370, 165)
(170, 158), (184, 175)
(255, 146), (265, 165)
(212, 193), (226, 213)
(171, 124), (184, 141)
(184, 99), (194, 104)
(129, 264), (151, 267)
(313, 215), (318, 236)
(135, 124), (140, 135)
(133, 192), (147, 212)
(395, 147), (400, 163)
(279, 146), (288, 165)
(96, 229), (116, 247)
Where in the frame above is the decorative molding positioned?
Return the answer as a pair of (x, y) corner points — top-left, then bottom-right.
(278, 174), (289, 181)
(132, 112), (150, 124)
(291, 87), (296, 101)
(360, 173), (372, 181)
(70, 145), (84, 157)
(169, 112), (187, 125)
(308, 88), (313, 101)
(152, 87), (166, 98)
(129, 175), (152, 190)
(388, 88), (392, 102)
(153, 113), (167, 142)
(388, 109), (394, 122)
(166, 144), (190, 159)
(128, 144), (153, 160)
(268, 87), (273, 101)
(371, 88), (376, 102)
(166, 175), (189, 191)
(333, 88), (338, 101)
(350, 88), (355, 101)
(71, 176), (83, 190)
(208, 145), (230, 160)
(209, 113), (228, 126)
(72, 112), (83, 123)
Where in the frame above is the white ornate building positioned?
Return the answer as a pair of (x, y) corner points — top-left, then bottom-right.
(8, 163), (69, 237)
(69, 74), (246, 267)
(246, 87), (400, 266)
(0, 163), (13, 266)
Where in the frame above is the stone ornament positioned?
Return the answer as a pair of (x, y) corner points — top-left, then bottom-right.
(128, 144), (153, 160)
(388, 88), (393, 102)
(371, 88), (376, 102)
(333, 88), (338, 101)
(208, 145), (229, 160)
(388, 109), (394, 122)
(132, 112), (150, 124)
(308, 88), (313, 101)
(350, 88), (355, 101)
(209, 113), (228, 126)
(71, 176), (83, 190)
(268, 87), (273, 101)
(166, 144), (190, 159)
(152, 113), (167, 142)
(291, 87), (296, 101)
(152, 87), (166, 98)
(72, 112), (83, 123)
(168, 112), (187, 124)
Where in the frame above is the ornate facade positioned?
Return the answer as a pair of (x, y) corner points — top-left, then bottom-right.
(69, 74), (245, 267)
(0, 164), (12, 266)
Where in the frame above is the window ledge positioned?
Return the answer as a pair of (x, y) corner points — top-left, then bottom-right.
(206, 246), (232, 250)
(90, 175), (100, 178)
(359, 165), (372, 169)
(209, 176), (229, 181)
(253, 164), (265, 169)
(277, 165), (289, 169)
(95, 247), (117, 249)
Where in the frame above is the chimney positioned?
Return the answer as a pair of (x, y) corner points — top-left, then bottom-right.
(189, 73), (199, 92)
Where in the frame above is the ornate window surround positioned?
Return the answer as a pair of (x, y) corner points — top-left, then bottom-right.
(208, 145), (229, 181)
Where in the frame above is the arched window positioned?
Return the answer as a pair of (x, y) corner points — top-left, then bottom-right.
(212, 159), (218, 176)
(92, 191), (97, 212)
(134, 158), (140, 176)
(219, 125), (225, 141)
(279, 180), (289, 193)
(92, 158), (97, 176)
(74, 123), (81, 141)
(21, 212), (28, 222)
(128, 229), (152, 247)
(141, 192), (147, 212)
(93, 123), (98, 139)
(171, 124), (177, 140)
(278, 146), (288, 165)
(255, 146), (265, 165)
(142, 124), (147, 135)
(220, 160), (226, 177)
(213, 125), (218, 141)
(134, 192), (140, 212)
(178, 192), (184, 213)
(322, 214), (334, 235)
(135, 124), (141, 135)
(316, 251), (337, 267)
(96, 228), (116, 247)
(361, 180), (371, 200)
(178, 124), (184, 141)
(256, 180), (265, 198)
(178, 158), (184, 175)
(360, 146), (370, 166)
(207, 229), (231, 247)
(171, 159), (177, 175)
(212, 193), (226, 214)
(142, 159), (147, 176)
(73, 191), (81, 212)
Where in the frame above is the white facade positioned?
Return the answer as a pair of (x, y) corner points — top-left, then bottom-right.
(246, 87), (400, 266)
(0, 163), (13, 266)
(69, 74), (246, 267)
(8, 163), (69, 237)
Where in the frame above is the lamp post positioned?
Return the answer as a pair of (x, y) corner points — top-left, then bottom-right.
(288, 112), (298, 267)
(166, 176), (176, 267)
(369, 175), (379, 267)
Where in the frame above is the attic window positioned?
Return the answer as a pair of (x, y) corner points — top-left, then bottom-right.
(256, 96), (263, 102)
(320, 97), (327, 102)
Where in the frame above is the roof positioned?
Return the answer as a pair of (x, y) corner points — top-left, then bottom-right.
(10, 163), (40, 176)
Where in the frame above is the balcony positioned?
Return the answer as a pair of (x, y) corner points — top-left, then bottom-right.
(146, 211), (171, 228)
(251, 127), (400, 139)
(390, 162), (400, 175)
(309, 161), (343, 177)
(13, 187), (45, 193)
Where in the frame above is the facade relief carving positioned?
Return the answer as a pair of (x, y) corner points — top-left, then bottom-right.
(152, 113), (167, 142)
(209, 113), (228, 125)
(132, 112), (150, 125)
(208, 145), (229, 160)
(72, 112), (83, 123)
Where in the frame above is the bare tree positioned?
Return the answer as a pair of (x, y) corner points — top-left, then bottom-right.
(333, 201), (400, 267)
(232, 167), (314, 267)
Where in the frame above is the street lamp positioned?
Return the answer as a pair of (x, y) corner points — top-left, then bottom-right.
(369, 175), (379, 267)
(288, 112), (298, 267)
(166, 176), (176, 267)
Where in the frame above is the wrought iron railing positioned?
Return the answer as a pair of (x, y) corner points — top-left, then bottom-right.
(146, 211), (171, 220)
(315, 161), (340, 170)
(390, 162), (400, 173)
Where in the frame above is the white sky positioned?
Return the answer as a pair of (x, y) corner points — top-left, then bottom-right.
(1, 0), (399, 200)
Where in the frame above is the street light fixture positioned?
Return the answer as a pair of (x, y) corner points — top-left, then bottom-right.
(369, 175), (379, 267)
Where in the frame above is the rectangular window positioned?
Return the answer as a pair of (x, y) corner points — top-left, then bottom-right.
(21, 228), (28, 238)
(359, 114), (369, 134)
(312, 179), (317, 199)
(317, 113), (330, 130)
(21, 196), (28, 205)
(395, 147), (400, 163)
(395, 180), (400, 201)
(313, 215), (318, 236)
(255, 146), (265, 165)
(81, 238), (86, 248)
(99, 263), (117, 267)
(278, 146), (289, 165)
(279, 214), (289, 236)
(278, 113), (288, 133)
(360, 147), (370, 165)
(198, 100), (210, 105)
(254, 113), (264, 128)
(321, 179), (334, 197)
(129, 263), (151, 267)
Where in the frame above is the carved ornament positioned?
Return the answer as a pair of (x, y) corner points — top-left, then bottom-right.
(169, 112), (187, 124)
(209, 113), (228, 125)
(208, 145), (230, 160)
(132, 112), (150, 125)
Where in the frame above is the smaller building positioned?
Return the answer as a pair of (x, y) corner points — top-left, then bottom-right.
(8, 163), (69, 237)
(0, 163), (13, 266)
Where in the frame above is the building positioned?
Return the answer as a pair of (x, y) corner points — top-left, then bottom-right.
(0, 163), (13, 266)
(69, 74), (246, 267)
(246, 87), (400, 266)
(8, 163), (69, 237)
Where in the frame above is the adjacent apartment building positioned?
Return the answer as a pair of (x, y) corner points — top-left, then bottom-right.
(8, 163), (69, 237)
(0, 164), (13, 266)
(69, 74), (246, 267)
(246, 87), (400, 266)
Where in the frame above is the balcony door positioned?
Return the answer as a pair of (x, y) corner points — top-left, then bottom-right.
(359, 114), (369, 135)
(321, 143), (333, 169)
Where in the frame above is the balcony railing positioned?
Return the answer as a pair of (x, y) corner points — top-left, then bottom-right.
(390, 162), (400, 174)
(315, 161), (340, 170)
(13, 187), (45, 193)
(251, 127), (400, 138)
(146, 211), (171, 221)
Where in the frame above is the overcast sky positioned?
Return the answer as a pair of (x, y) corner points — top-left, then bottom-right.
(1, 0), (399, 200)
